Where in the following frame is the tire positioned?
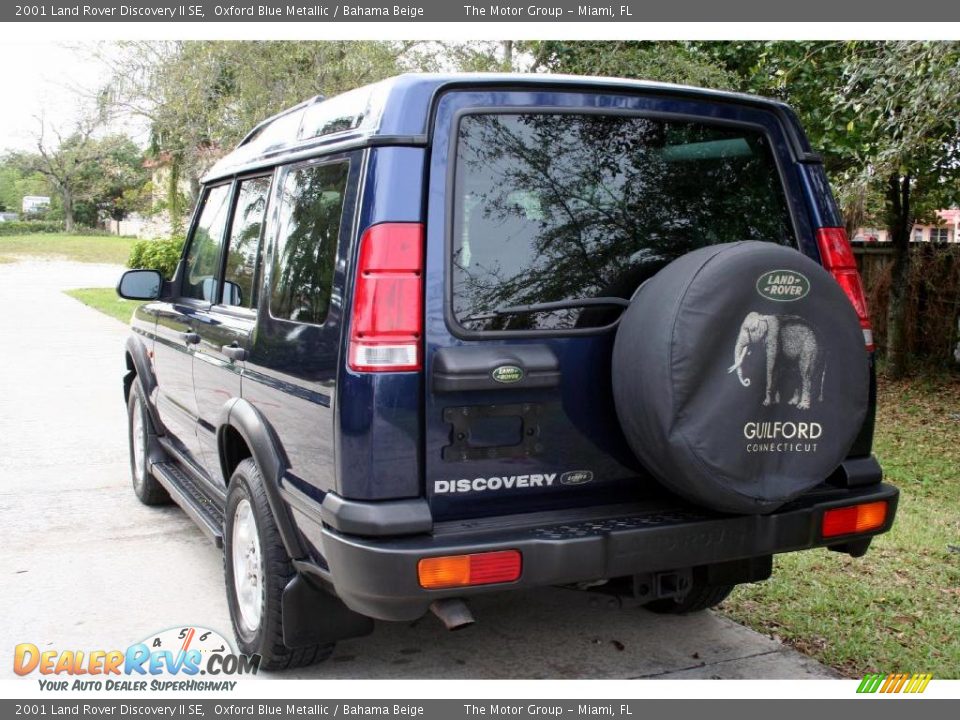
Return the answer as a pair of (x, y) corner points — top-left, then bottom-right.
(223, 458), (334, 670)
(127, 383), (170, 506)
(645, 583), (734, 615)
(612, 242), (870, 514)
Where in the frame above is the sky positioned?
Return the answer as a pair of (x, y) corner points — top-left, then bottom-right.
(0, 42), (148, 154)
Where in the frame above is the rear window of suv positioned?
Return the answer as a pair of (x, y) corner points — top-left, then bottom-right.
(452, 112), (796, 332)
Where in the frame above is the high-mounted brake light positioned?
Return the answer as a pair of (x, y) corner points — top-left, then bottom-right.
(816, 228), (875, 351)
(349, 223), (424, 372)
(418, 550), (522, 589)
(822, 501), (888, 538)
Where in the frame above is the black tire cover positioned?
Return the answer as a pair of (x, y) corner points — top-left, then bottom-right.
(612, 241), (869, 514)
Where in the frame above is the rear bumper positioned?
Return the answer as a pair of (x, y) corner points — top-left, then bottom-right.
(320, 481), (899, 621)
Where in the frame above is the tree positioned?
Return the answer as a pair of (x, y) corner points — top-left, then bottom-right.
(835, 42), (960, 377)
(16, 116), (148, 232)
(97, 41), (417, 230)
(87, 136), (151, 222)
(20, 115), (104, 232)
(528, 41), (738, 89)
(0, 158), (50, 214)
(701, 41), (960, 376)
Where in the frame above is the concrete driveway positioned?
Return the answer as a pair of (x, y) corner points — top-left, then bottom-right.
(0, 259), (838, 680)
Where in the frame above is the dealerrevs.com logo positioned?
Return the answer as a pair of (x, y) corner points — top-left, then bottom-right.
(14, 626), (258, 691)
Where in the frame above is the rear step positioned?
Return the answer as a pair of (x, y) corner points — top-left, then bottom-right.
(152, 462), (224, 547)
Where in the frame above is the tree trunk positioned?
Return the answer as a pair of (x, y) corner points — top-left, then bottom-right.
(62, 186), (75, 234)
(502, 41), (514, 71)
(885, 173), (912, 379)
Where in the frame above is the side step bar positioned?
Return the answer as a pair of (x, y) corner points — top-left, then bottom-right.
(152, 461), (225, 548)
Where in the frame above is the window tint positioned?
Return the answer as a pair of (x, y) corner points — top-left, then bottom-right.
(222, 176), (271, 309)
(183, 184), (231, 302)
(452, 113), (796, 331)
(270, 161), (348, 325)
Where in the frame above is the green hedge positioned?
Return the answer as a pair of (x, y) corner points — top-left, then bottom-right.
(0, 220), (64, 236)
(128, 237), (185, 279)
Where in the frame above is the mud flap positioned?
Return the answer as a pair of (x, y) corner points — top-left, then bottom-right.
(281, 574), (374, 648)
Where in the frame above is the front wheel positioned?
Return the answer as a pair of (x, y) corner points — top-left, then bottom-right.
(223, 459), (334, 670)
(127, 383), (170, 506)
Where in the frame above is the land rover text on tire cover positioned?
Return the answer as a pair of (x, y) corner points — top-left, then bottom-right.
(116, 74), (899, 669)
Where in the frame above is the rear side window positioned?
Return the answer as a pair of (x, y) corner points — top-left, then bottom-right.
(183, 184), (231, 302)
(269, 161), (349, 325)
(452, 113), (796, 332)
(222, 176), (271, 309)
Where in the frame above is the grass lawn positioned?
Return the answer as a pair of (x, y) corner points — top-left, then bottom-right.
(64, 287), (144, 324)
(721, 373), (960, 678)
(0, 233), (135, 264)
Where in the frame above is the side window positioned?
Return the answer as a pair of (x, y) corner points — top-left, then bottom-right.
(183, 184), (231, 302)
(222, 176), (271, 309)
(269, 161), (349, 325)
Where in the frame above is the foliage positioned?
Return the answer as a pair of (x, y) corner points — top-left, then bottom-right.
(88, 137), (152, 222)
(0, 233), (135, 264)
(0, 220), (63, 236)
(99, 40), (418, 224)
(127, 236), (185, 278)
(15, 115), (149, 233)
(699, 41), (960, 375)
(0, 159), (51, 214)
(723, 374), (960, 677)
(528, 41), (738, 89)
(64, 287), (145, 324)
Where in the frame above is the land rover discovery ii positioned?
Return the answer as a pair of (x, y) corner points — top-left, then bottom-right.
(116, 73), (898, 669)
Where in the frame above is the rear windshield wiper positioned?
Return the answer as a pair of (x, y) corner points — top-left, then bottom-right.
(464, 297), (631, 322)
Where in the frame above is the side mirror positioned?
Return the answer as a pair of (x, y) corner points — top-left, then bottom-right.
(117, 269), (163, 300)
(222, 280), (243, 307)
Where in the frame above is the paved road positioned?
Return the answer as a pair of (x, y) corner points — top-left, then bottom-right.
(0, 259), (838, 680)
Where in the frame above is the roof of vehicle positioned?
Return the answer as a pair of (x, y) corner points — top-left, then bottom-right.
(204, 72), (804, 182)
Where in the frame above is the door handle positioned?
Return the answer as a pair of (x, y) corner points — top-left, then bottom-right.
(221, 343), (247, 362)
(432, 345), (560, 392)
(181, 331), (200, 345)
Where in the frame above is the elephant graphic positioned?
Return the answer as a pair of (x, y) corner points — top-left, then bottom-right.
(727, 312), (826, 410)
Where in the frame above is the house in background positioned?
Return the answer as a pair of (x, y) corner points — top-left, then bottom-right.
(854, 208), (959, 243)
(21, 195), (50, 216)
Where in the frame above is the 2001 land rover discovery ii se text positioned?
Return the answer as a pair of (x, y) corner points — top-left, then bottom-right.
(116, 73), (898, 669)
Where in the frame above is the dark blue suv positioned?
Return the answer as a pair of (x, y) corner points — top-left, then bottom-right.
(117, 73), (898, 669)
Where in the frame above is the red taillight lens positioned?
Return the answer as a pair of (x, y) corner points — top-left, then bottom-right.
(349, 223), (423, 372)
(822, 501), (888, 538)
(816, 227), (874, 351)
(417, 550), (522, 589)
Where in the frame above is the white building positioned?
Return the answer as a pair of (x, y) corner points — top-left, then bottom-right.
(22, 195), (50, 215)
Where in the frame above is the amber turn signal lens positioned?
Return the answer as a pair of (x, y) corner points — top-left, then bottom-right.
(822, 501), (888, 538)
(418, 550), (522, 589)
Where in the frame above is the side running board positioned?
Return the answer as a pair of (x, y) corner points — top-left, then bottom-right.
(152, 462), (225, 548)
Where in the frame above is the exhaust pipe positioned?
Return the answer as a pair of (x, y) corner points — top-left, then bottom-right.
(430, 598), (475, 631)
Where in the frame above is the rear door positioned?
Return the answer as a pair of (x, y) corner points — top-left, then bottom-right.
(193, 174), (272, 484)
(423, 88), (811, 521)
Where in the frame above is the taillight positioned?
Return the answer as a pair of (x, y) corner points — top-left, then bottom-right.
(348, 223), (423, 372)
(816, 227), (874, 351)
(822, 501), (888, 538)
(417, 550), (522, 589)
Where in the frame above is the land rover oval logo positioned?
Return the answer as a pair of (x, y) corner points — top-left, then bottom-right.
(756, 269), (810, 302)
(491, 365), (524, 384)
(560, 470), (594, 486)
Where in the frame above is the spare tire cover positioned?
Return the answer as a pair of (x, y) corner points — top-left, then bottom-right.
(612, 241), (869, 514)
